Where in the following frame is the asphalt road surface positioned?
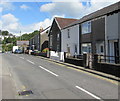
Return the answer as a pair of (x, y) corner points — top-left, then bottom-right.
(1, 53), (119, 100)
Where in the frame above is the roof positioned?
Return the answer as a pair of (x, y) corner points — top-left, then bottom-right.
(63, 1), (120, 29)
(30, 26), (51, 40)
(40, 26), (51, 35)
(55, 17), (78, 29)
(17, 40), (29, 46)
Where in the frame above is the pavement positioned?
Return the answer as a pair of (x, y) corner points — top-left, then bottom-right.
(1, 53), (120, 100)
(0, 53), (16, 100)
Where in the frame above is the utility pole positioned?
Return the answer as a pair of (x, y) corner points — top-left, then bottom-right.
(20, 31), (21, 41)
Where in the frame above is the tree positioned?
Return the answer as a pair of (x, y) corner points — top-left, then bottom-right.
(2, 44), (7, 51)
(12, 36), (17, 45)
(6, 37), (13, 43)
(2, 31), (9, 35)
(2, 37), (7, 44)
(7, 44), (13, 51)
(17, 30), (40, 41)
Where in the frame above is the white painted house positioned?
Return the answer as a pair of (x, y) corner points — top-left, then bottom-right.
(61, 24), (80, 56)
(105, 11), (120, 63)
(61, 1), (120, 64)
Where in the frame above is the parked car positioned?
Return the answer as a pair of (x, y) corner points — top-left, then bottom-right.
(14, 49), (22, 54)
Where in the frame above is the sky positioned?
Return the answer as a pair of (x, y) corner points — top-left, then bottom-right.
(0, 0), (119, 36)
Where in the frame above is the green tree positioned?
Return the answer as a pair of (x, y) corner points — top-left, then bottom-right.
(12, 36), (17, 45)
(2, 44), (7, 51)
(2, 31), (9, 35)
(6, 37), (13, 43)
(2, 37), (7, 44)
(17, 30), (40, 41)
(7, 44), (13, 51)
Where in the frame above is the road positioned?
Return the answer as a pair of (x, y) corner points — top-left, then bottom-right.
(1, 53), (119, 100)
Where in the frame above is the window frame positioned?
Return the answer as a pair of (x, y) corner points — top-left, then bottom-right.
(81, 21), (91, 34)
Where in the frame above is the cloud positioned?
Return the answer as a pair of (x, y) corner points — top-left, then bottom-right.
(1, 13), (19, 33)
(1, 12), (65, 35)
(40, 2), (85, 18)
(0, 2), (14, 12)
(1, 13), (54, 35)
(40, 0), (119, 18)
(88, 0), (120, 14)
(20, 18), (52, 34)
(1, 0), (119, 2)
(1, 0), (119, 35)
(20, 4), (30, 10)
(17, 14), (64, 34)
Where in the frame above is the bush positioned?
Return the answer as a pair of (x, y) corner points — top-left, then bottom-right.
(42, 48), (49, 53)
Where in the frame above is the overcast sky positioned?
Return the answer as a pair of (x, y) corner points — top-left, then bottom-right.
(0, 0), (119, 35)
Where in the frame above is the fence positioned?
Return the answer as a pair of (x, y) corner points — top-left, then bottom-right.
(64, 53), (84, 67)
(65, 52), (83, 59)
(93, 54), (120, 77)
(98, 55), (120, 64)
(50, 51), (64, 61)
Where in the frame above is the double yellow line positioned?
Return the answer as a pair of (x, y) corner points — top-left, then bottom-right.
(47, 60), (119, 85)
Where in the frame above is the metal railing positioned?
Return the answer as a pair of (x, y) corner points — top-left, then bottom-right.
(98, 55), (120, 64)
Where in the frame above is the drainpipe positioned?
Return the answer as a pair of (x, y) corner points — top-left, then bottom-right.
(104, 15), (108, 58)
(79, 24), (81, 55)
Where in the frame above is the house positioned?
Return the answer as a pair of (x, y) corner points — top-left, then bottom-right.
(29, 27), (50, 52)
(29, 38), (34, 50)
(17, 40), (29, 52)
(105, 2), (120, 63)
(40, 26), (50, 51)
(62, 1), (120, 64)
(29, 32), (41, 51)
(61, 23), (80, 57)
(17, 40), (29, 46)
(48, 17), (78, 60)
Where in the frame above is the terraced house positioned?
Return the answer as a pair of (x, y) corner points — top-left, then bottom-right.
(40, 26), (50, 51)
(61, 1), (120, 64)
(29, 33), (40, 51)
(29, 27), (50, 52)
(48, 17), (78, 61)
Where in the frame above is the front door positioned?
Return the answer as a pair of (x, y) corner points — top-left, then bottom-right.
(114, 42), (119, 64)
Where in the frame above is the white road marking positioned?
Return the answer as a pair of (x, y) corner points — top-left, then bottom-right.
(20, 57), (24, 59)
(39, 66), (58, 77)
(27, 60), (35, 65)
(76, 86), (102, 100)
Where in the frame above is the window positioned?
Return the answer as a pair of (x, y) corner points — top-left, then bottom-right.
(100, 45), (104, 53)
(82, 43), (91, 53)
(81, 21), (91, 34)
(67, 29), (70, 38)
(75, 44), (77, 53)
